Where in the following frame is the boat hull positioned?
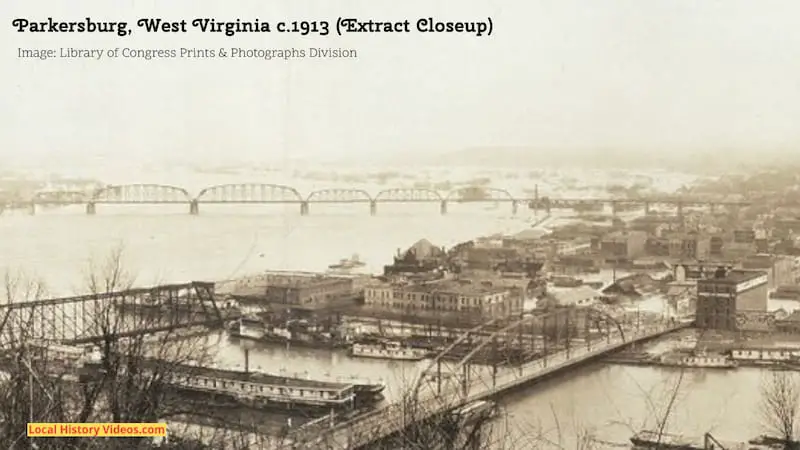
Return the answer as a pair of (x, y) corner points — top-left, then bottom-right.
(349, 349), (429, 361)
(229, 330), (346, 350)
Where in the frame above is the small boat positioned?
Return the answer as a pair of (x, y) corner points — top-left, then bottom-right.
(350, 341), (430, 361)
(675, 335), (698, 350)
(451, 400), (499, 423)
(604, 351), (656, 366)
(351, 381), (386, 404)
(658, 349), (738, 369)
(328, 254), (366, 270)
(229, 317), (266, 340)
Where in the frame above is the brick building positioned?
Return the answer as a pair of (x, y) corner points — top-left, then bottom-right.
(264, 277), (354, 307)
(667, 233), (711, 260)
(599, 231), (647, 262)
(364, 278), (519, 318)
(695, 268), (768, 331)
(740, 254), (797, 290)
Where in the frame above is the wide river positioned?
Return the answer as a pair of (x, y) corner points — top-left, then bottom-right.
(0, 168), (775, 447)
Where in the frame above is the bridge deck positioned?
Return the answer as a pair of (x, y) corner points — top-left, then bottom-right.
(290, 320), (691, 449)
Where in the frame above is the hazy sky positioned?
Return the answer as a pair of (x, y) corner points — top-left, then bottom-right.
(2, 1), (800, 169)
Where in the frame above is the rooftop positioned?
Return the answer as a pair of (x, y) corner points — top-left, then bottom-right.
(267, 277), (351, 289)
(697, 268), (767, 284)
(548, 285), (601, 305)
(399, 279), (509, 296)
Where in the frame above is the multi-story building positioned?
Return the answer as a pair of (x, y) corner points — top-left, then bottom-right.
(667, 232), (711, 260)
(695, 268), (768, 331)
(740, 254), (796, 289)
(733, 228), (756, 244)
(709, 236), (724, 257)
(364, 279), (519, 318)
(463, 246), (521, 271)
(264, 277), (354, 307)
(599, 231), (647, 262)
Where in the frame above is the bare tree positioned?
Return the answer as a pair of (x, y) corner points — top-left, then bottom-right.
(0, 246), (262, 449)
(760, 371), (800, 449)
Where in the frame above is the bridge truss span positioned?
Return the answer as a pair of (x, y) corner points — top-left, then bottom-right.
(306, 189), (373, 203)
(195, 183), (303, 204)
(299, 307), (677, 449)
(413, 307), (626, 404)
(0, 282), (227, 348)
(32, 190), (89, 205)
(374, 188), (443, 203)
(445, 186), (516, 203)
(92, 184), (192, 204)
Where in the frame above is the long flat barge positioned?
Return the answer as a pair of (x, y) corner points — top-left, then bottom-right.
(134, 359), (384, 413)
(30, 339), (385, 413)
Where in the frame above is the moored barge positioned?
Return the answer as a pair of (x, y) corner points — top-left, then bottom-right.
(137, 359), (383, 413)
(350, 341), (431, 361)
(228, 317), (345, 349)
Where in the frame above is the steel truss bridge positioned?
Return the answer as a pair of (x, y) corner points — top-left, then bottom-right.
(0, 282), (232, 348)
(285, 308), (693, 450)
(10, 184), (749, 216)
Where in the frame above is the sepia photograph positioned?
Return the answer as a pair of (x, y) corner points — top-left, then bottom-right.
(3, 0), (800, 449)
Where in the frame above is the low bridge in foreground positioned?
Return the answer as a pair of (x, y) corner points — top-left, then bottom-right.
(0, 281), (234, 348)
(287, 308), (692, 449)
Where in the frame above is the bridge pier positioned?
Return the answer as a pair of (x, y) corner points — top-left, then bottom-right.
(189, 200), (199, 215)
(300, 201), (309, 216)
(86, 202), (96, 215)
(28, 203), (35, 216)
(610, 201), (618, 216)
(440, 200), (448, 215)
(369, 200), (377, 216)
(709, 203), (716, 215)
(644, 202), (650, 215)
(511, 201), (518, 215)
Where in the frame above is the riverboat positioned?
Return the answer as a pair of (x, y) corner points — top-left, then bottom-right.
(730, 347), (800, 366)
(658, 350), (738, 369)
(604, 351), (656, 366)
(229, 318), (343, 349)
(350, 341), (431, 361)
(349, 379), (386, 404)
(328, 254), (365, 270)
(228, 317), (266, 340)
(139, 360), (369, 413)
(9, 341), (104, 381)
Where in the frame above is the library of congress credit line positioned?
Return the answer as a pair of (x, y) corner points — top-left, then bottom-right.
(17, 47), (358, 61)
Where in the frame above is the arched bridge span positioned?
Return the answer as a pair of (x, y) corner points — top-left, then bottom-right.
(374, 188), (443, 202)
(306, 189), (373, 203)
(91, 184), (192, 204)
(195, 183), (303, 203)
(445, 187), (516, 202)
(32, 191), (89, 204)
